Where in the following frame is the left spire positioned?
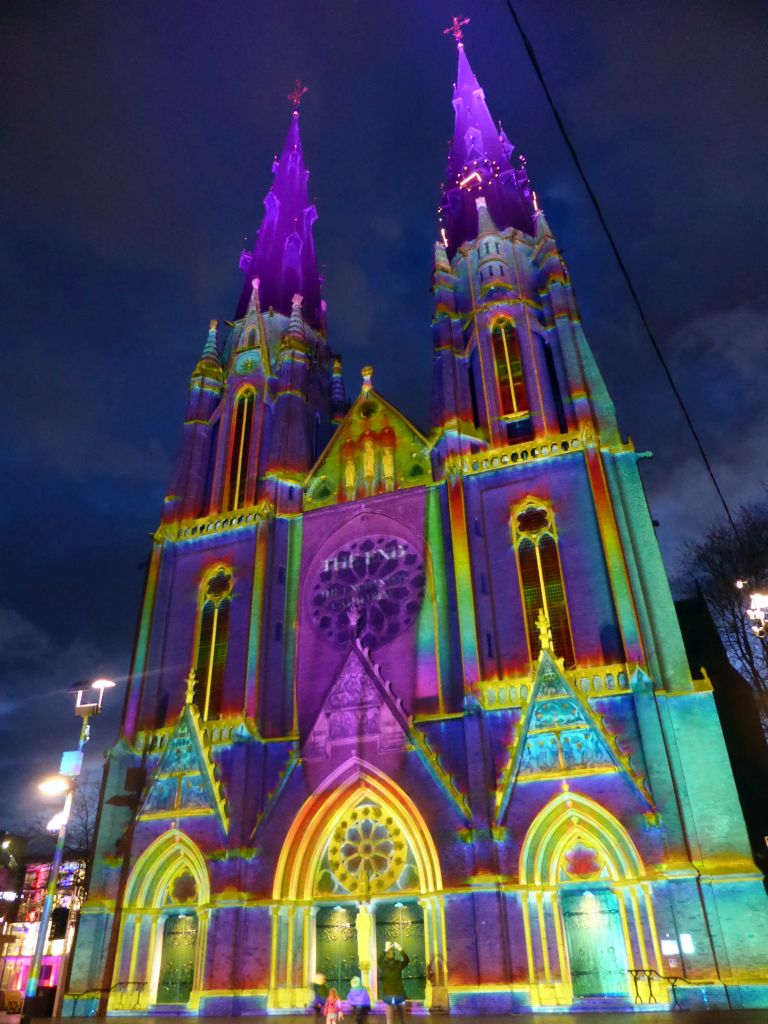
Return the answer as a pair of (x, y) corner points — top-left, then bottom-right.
(235, 81), (322, 328)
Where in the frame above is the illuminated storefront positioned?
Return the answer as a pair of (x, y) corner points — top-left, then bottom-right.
(0, 860), (84, 1003)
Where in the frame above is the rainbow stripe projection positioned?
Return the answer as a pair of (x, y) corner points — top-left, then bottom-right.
(67, 30), (768, 1019)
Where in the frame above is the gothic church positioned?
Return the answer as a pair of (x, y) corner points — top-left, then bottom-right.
(68, 29), (768, 1016)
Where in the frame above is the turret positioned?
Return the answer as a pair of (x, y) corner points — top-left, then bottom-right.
(431, 30), (619, 463)
(163, 320), (223, 522)
(263, 293), (315, 510)
(173, 91), (340, 520)
(331, 355), (346, 424)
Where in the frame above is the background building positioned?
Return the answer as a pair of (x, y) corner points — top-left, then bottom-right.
(65, 32), (768, 1016)
(0, 839), (85, 1015)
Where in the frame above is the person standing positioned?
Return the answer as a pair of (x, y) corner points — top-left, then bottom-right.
(347, 976), (371, 1024)
(378, 942), (409, 1024)
(312, 973), (329, 1020)
(324, 987), (344, 1024)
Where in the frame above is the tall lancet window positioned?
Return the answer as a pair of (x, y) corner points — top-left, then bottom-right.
(513, 502), (574, 666)
(194, 567), (232, 719)
(491, 318), (528, 417)
(226, 388), (255, 510)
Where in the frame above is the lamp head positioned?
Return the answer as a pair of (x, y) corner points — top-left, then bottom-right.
(91, 678), (116, 691)
(39, 776), (70, 797)
(71, 677), (116, 715)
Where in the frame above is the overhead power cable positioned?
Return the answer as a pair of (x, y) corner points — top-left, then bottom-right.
(504, 0), (738, 536)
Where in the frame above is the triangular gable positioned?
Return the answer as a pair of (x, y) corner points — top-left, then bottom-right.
(495, 650), (651, 822)
(304, 382), (432, 510)
(139, 700), (230, 833)
(303, 641), (410, 759)
(304, 641), (470, 820)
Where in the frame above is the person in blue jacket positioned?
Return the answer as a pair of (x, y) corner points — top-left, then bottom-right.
(347, 976), (371, 1024)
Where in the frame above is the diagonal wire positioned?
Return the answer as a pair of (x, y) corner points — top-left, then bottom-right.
(504, 0), (738, 535)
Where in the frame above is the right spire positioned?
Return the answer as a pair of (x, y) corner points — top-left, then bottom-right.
(439, 21), (535, 256)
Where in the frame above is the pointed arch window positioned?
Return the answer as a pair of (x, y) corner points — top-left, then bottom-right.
(226, 388), (255, 510)
(194, 567), (232, 719)
(513, 502), (574, 665)
(491, 318), (528, 417)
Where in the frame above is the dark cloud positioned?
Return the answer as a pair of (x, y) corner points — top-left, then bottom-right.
(0, 606), (122, 828)
(2, 0), (766, 822)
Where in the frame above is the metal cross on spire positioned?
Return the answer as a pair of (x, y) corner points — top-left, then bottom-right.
(288, 79), (309, 110)
(443, 16), (469, 44)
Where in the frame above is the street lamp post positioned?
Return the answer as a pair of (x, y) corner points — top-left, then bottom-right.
(20, 679), (114, 1024)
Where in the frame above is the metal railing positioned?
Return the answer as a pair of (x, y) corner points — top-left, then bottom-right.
(66, 979), (146, 1016)
(628, 967), (719, 1010)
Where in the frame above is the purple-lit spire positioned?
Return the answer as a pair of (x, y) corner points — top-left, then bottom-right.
(439, 32), (535, 255)
(236, 86), (322, 327)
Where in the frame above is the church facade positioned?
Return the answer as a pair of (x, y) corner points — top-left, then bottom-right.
(67, 33), (768, 1016)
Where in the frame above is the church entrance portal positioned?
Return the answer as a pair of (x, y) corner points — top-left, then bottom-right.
(561, 889), (628, 998)
(271, 772), (447, 1010)
(156, 911), (198, 1005)
(374, 900), (426, 1000)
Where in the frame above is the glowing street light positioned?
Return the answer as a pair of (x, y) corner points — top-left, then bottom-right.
(736, 581), (768, 639)
(21, 679), (116, 1023)
(746, 592), (768, 639)
(38, 777), (70, 798)
(91, 678), (116, 690)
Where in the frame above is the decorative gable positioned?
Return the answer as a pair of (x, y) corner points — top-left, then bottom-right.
(139, 686), (230, 833)
(304, 642), (409, 759)
(303, 640), (470, 820)
(305, 368), (431, 509)
(495, 648), (651, 822)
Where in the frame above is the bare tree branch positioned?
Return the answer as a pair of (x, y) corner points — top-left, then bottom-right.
(686, 496), (768, 726)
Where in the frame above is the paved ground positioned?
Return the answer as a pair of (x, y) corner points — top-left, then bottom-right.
(3, 1013), (766, 1024)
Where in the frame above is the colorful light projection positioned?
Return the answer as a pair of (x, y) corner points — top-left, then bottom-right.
(63, 23), (768, 1021)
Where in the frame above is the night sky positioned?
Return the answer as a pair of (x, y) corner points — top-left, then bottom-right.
(2, 1), (766, 826)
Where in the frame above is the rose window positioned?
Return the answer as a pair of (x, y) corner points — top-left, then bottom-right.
(310, 536), (426, 649)
(328, 804), (406, 894)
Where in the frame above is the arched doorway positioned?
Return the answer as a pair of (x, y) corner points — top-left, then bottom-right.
(271, 762), (446, 1010)
(519, 793), (660, 1006)
(157, 910), (199, 1004)
(111, 830), (210, 1012)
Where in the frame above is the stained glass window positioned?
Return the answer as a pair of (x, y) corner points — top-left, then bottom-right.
(225, 389), (255, 510)
(514, 503), (574, 665)
(194, 568), (232, 719)
(491, 318), (528, 417)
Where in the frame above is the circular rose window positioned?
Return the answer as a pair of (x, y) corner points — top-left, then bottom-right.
(310, 535), (425, 648)
(328, 804), (406, 894)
